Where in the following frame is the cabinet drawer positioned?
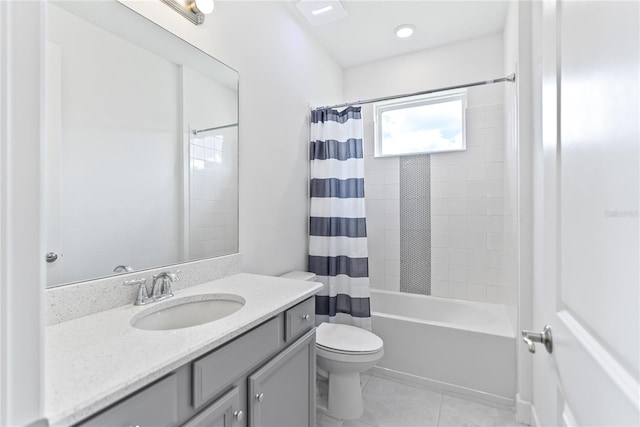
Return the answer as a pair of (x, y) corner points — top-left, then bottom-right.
(78, 373), (178, 427)
(193, 317), (280, 409)
(285, 297), (315, 342)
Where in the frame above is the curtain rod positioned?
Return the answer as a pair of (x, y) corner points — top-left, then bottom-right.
(312, 74), (516, 111)
(192, 122), (238, 135)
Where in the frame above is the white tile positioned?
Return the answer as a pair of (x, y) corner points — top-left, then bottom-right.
(487, 233), (504, 251)
(431, 215), (449, 232)
(467, 216), (487, 232)
(485, 126), (505, 145)
(439, 392), (518, 427)
(447, 181), (467, 198)
(384, 228), (400, 245)
(466, 180), (486, 198)
(466, 198), (486, 215)
(486, 268), (505, 286)
(432, 150), (466, 165)
(384, 199), (399, 215)
(485, 162), (504, 180)
(465, 146), (486, 163)
(466, 129), (486, 147)
(361, 376), (442, 427)
(384, 260), (400, 277)
(368, 242), (385, 259)
(366, 184), (385, 200)
(466, 109), (486, 130)
(448, 199), (467, 215)
(467, 266), (487, 284)
(449, 265), (467, 283)
(367, 199), (385, 215)
(384, 214), (400, 230)
(384, 275), (399, 291)
(486, 144), (505, 162)
(432, 248), (449, 264)
(486, 198), (504, 215)
(430, 163), (450, 182)
(366, 214), (384, 230)
(431, 198), (449, 215)
(467, 249), (486, 267)
(368, 258), (385, 280)
(448, 248), (467, 266)
(486, 250), (505, 269)
(384, 168), (398, 185)
(467, 232), (487, 250)
(485, 108), (504, 127)
(367, 169), (385, 186)
(384, 244), (400, 261)
(486, 180), (504, 197)
(432, 232), (449, 248)
(384, 184), (400, 200)
(449, 282), (468, 299)
(468, 284), (487, 302)
(486, 215), (504, 233)
(449, 216), (467, 232)
(449, 232), (467, 249)
(383, 157), (399, 170)
(430, 280), (449, 297)
(432, 263), (449, 280)
(431, 182), (449, 199)
(466, 163), (486, 181)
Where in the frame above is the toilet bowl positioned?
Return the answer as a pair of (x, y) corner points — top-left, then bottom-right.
(279, 271), (384, 420)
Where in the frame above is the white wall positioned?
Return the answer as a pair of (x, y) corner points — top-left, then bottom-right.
(0, 2), (46, 425)
(120, 1), (343, 275)
(345, 34), (518, 304)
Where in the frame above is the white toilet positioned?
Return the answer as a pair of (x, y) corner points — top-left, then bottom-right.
(279, 271), (384, 420)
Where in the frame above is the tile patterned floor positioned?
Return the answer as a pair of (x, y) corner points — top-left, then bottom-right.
(316, 374), (522, 427)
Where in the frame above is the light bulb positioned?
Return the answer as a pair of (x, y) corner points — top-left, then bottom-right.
(194, 0), (214, 14)
(395, 24), (415, 39)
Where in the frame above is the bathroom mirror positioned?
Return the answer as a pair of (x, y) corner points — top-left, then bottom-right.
(45, 1), (239, 287)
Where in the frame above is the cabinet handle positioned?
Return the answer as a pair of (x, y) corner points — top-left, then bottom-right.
(255, 392), (264, 402)
(302, 314), (310, 321)
(234, 410), (244, 421)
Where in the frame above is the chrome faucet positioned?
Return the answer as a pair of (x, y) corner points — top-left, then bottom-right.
(151, 270), (180, 301)
(123, 270), (180, 306)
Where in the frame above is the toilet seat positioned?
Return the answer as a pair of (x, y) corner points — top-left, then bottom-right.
(316, 322), (384, 355)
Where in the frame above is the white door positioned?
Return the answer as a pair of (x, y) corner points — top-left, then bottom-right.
(532, 1), (639, 425)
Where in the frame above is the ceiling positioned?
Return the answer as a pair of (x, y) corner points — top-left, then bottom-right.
(287, 1), (509, 68)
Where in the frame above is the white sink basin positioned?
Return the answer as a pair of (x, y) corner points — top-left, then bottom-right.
(131, 294), (245, 331)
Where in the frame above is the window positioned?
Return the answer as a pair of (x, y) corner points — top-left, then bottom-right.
(374, 90), (467, 157)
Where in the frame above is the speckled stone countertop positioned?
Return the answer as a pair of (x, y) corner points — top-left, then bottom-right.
(45, 273), (322, 427)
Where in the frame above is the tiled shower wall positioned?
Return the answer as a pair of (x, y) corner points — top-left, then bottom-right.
(364, 104), (515, 305)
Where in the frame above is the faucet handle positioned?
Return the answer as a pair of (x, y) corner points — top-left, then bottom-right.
(124, 278), (149, 305)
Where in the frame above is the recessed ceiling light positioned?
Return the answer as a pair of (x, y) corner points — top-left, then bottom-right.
(312, 5), (333, 15)
(395, 24), (415, 39)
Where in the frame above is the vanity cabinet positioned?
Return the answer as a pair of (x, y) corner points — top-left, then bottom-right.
(75, 297), (315, 427)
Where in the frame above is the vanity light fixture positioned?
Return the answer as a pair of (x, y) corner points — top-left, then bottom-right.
(394, 24), (415, 39)
(161, 0), (214, 26)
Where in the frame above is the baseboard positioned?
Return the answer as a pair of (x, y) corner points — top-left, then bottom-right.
(369, 366), (515, 407)
(516, 393), (535, 426)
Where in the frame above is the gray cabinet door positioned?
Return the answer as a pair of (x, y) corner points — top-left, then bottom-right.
(78, 374), (179, 427)
(248, 330), (316, 427)
(183, 387), (241, 427)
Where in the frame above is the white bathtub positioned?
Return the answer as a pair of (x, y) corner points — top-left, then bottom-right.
(370, 289), (516, 403)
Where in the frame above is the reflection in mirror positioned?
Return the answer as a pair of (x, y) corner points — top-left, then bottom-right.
(45, 1), (239, 287)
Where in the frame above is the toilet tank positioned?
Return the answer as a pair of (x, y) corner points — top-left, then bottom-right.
(279, 271), (317, 282)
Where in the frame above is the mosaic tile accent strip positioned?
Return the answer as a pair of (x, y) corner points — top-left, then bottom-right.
(400, 155), (431, 295)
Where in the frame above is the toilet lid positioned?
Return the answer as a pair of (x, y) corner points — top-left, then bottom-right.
(316, 322), (383, 354)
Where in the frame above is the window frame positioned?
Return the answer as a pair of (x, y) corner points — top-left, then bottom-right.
(373, 89), (468, 157)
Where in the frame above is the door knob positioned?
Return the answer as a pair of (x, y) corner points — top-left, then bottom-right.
(233, 410), (244, 421)
(45, 252), (58, 263)
(521, 325), (553, 354)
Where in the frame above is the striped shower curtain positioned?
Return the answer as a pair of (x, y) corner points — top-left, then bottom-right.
(308, 106), (371, 330)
